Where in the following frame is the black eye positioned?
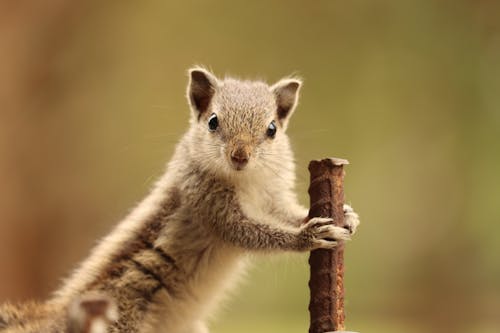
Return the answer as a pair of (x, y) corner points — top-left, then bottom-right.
(266, 120), (277, 138)
(208, 113), (218, 131)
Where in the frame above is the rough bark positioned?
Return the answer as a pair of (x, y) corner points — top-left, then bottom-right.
(307, 158), (348, 333)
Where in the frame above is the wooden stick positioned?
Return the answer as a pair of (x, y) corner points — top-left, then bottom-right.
(307, 158), (348, 333)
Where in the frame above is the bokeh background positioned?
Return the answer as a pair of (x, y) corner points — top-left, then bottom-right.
(1, 1), (499, 332)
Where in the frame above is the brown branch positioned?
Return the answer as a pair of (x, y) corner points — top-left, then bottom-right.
(307, 158), (348, 333)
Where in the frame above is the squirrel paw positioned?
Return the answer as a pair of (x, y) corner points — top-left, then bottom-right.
(300, 217), (351, 250)
(343, 204), (360, 235)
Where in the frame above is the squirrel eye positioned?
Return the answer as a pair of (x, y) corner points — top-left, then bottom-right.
(266, 120), (277, 138)
(208, 113), (218, 131)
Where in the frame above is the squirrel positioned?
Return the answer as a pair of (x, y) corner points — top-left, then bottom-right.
(0, 67), (359, 333)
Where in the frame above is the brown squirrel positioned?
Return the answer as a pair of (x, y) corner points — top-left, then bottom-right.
(0, 68), (359, 332)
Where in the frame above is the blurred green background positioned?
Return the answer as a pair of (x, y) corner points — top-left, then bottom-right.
(0, 1), (499, 332)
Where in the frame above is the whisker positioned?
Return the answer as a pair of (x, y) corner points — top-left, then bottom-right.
(255, 159), (290, 183)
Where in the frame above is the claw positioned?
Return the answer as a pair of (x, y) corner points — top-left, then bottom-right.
(316, 225), (351, 241)
(305, 217), (334, 228)
(313, 239), (338, 249)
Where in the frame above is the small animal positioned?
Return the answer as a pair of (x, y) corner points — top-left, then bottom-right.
(0, 68), (359, 332)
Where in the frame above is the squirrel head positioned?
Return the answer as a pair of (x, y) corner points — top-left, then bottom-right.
(186, 67), (301, 178)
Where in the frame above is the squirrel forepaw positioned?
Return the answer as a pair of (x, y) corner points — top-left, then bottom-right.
(343, 204), (360, 235)
(299, 217), (351, 250)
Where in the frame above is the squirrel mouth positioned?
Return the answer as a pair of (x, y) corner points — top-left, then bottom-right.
(232, 162), (247, 171)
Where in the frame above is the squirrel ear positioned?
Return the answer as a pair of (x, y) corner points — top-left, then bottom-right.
(187, 67), (219, 119)
(271, 78), (302, 126)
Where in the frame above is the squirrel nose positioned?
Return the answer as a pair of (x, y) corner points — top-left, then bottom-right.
(230, 147), (250, 169)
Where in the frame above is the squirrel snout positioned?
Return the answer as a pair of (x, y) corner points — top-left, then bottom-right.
(230, 146), (250, 170)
